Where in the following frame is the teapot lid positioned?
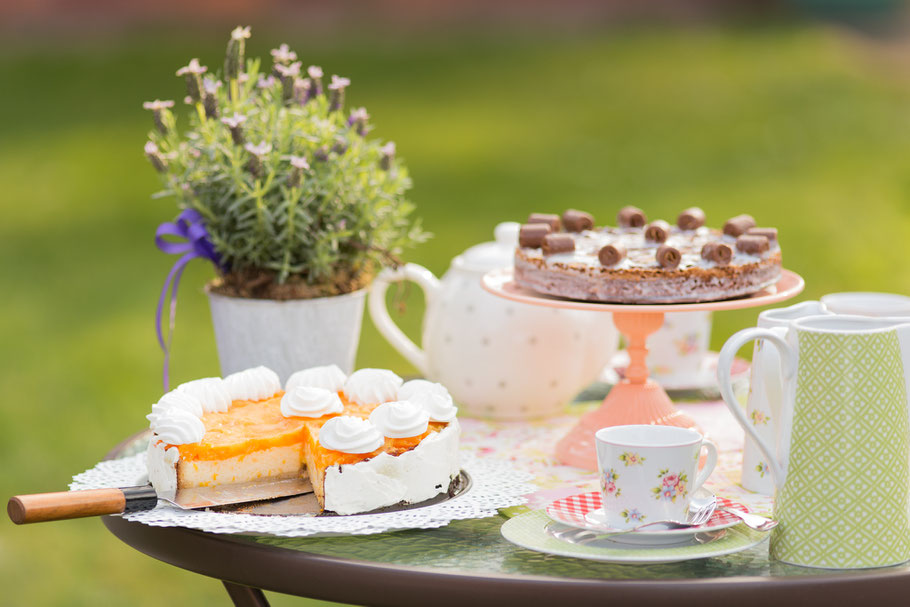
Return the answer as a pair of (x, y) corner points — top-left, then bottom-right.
(457, 222), (520, 272)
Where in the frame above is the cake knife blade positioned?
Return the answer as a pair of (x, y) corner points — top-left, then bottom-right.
(8, 477), (314, 524)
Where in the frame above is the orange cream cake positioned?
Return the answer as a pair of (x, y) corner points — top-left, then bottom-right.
(146, 366), (460, 515)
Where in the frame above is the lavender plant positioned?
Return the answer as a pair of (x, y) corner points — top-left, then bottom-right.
(144, 27), (426, 298)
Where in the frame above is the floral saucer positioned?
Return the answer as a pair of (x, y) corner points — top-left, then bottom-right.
(546, 489), (751, 546)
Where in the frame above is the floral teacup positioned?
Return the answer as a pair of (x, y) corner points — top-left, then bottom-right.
(593, 425), (717, 530)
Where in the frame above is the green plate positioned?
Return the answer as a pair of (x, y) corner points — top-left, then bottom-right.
(501, 510), (769, 565)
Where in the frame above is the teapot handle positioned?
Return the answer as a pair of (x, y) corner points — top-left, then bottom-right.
(717, 326), (795, 490)
(368, 263), (441, 375)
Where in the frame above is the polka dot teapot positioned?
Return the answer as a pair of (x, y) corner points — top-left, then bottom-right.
(369, 222), (619, 419)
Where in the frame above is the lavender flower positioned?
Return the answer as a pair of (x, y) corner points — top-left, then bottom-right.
(293, 78), (311, 105)
(143, 99), (175, 134)
(221, 112), (247, 145)
(287, 155), (309, 187)
(347, 107), (370, 137)
(274, 62), (301, 102)
(307, 65), (324, 98)
(244, 141), (272, 177)
(257, 75), (277, 90)
(332, 137), (348, 155)
(176, 58), (207, 103)
(225, 26), (251, 80)
(328, 75), (350, 112)
(270, 43), (298, 66)
(144, 141), (167, 173)
(202, 78), (222, 119)
(314, 146), (329, 163)
(379, 141), (396, 171)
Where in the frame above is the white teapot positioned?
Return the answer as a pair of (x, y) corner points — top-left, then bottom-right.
(368, 222), (619, 420)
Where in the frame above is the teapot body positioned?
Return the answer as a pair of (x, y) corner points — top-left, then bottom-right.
(719, 315), (910, 568)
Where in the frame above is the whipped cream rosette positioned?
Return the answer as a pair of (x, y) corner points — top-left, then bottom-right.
(148, 407), (205, 445)
(318, 416), (384, 454)
(343, 368), (403, 405)
(224, 366), (281, 401)
(281, 386), (344, 418)
(369, 401), (430, 438)
(286, 364), (347, 394)
(398, 379), (449, 401)
(177, 377), (231, 413)
(150, 389), (204, 419)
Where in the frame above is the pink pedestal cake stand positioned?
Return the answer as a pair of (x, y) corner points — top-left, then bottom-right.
(481, 267), (805, 469)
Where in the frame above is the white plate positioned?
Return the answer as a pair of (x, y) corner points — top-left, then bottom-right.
(502, 510), (768, 565)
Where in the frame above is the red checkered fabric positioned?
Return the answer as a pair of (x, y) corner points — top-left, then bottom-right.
(546, 491), (749, 530)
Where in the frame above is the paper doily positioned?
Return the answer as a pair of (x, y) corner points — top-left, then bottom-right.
(70, 451), (534, 537)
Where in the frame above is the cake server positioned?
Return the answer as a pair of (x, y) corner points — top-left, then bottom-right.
(7, 477), (313, 524)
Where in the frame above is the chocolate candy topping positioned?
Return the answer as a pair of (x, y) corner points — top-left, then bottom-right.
(562, 209), (594, 233)
(747, 227), (777, 242)
(677, 207), (706, 230)
(736, 234), (769, 255)
(542, 233), (576, 255)
(518, 223), (551, 248)
(644, 220), (671, 243)
(598, 243), (626, 267)
(527, 213), (560, 232)
(656, 245), (681, 269)
(701, 242), (733, 266)
(723, 214), (756, 237)
(617, 206), (647, 228)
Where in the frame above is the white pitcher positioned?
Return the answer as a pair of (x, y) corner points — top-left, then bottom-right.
(369, 223), (619, 420)
(740, 301), (831, 494)
(718, 315), (910, 569)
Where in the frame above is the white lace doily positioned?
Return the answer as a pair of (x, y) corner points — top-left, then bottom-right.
(70, 451), (534, 537)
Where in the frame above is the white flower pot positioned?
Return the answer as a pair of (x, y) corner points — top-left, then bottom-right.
(206, 287), (366, 384)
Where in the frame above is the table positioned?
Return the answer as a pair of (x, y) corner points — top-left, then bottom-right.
(100, 400), (910, 607)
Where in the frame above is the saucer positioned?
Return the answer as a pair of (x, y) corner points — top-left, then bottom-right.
(607, 351), (750, 391)
(546, 490), (750, 546)
(502, 510), (768, 565)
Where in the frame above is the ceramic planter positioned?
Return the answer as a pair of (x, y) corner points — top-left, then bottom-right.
(206, 287), (366, 384)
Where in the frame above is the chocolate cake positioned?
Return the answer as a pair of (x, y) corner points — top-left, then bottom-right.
(513, 207), (782, 304)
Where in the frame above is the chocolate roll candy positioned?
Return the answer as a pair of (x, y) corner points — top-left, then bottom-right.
(644, 220), (671, 243)
(542, 233), (576, 255)
(736, 234), (769, 255)
(747, 227), (777, 242)
(723, 214), (756, 237)
(617, 206), (647, 228)
(598, 243), (626, 267)
(518, 223), (551, 248)
(562, 209), (594, 232)
(527, 213), (561, 232)
(677, 207), (706, 230)
(656, 245), (681, 269)
(701, 242), (733, 266)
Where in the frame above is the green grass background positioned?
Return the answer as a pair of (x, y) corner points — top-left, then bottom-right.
(3, 20), (910, 605)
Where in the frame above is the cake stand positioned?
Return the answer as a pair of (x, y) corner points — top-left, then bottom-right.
(481, 268), (804, 469)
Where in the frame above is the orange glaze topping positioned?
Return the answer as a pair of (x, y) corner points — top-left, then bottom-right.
(308, 422), (446, 469)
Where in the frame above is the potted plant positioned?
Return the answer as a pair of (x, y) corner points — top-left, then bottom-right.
(144, 27), (425, 388)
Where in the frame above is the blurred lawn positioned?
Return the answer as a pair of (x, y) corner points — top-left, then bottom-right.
(3, 20), (910, 606)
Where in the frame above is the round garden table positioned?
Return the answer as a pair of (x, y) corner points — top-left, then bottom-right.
(100, 400), (910, 607)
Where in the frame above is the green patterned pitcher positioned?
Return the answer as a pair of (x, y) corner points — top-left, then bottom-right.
(718, 315), (910, 569)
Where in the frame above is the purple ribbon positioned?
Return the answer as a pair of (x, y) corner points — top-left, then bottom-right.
(155, 209), (221, 391)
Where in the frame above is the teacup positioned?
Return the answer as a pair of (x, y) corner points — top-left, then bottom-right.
(593, 425), (717, 530)
(820, 291), (910, 317)
(647, 311), (712, 384)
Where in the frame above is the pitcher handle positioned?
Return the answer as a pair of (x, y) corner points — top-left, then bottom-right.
(717, 327), (795, 490)
(368, 263), (441, 375)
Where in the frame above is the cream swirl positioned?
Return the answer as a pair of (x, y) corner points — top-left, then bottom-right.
(285, 364), (347, 394)
(149, 407), (205, 445)
(369, 401), (429, 438)
(343, 368), (403, 405)
(318, 416), (384, 454)
(177, 377), (231, 413)
(281, 386), (344, 418)
(224, 366), (281, 402)
(151, 389), (204, 419)
(397, 379), (449, 402)
(408, 390), (458, 423)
